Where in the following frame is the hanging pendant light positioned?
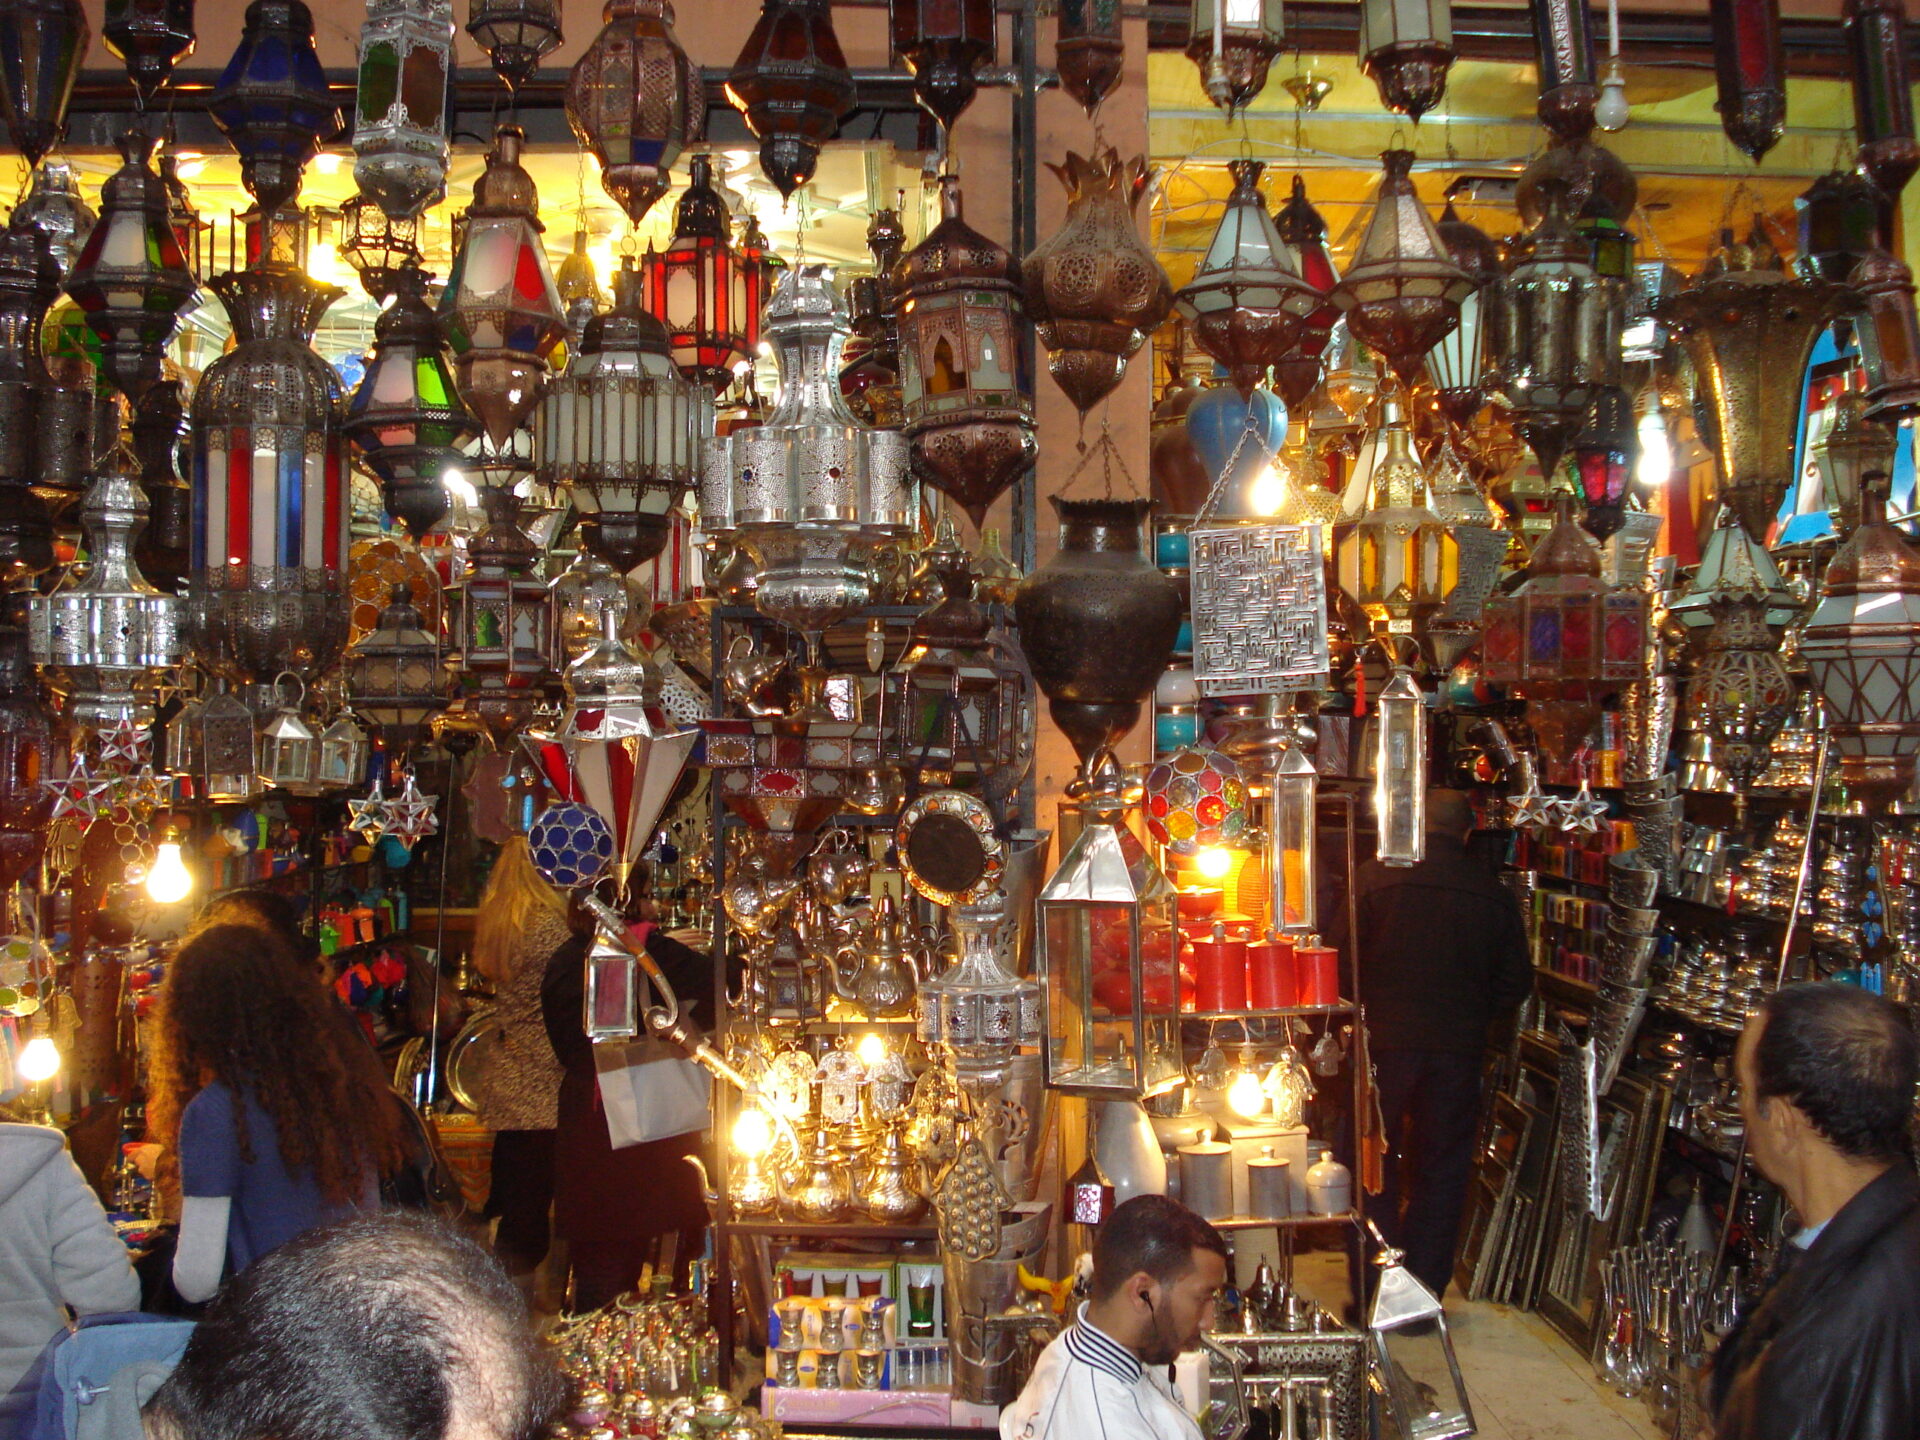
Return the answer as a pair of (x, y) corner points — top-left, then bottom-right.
(1707, 0), (1787, 163)
(103, 0), (195, 107)
(1425, 199), (1502, 425)
(438, 124), (568, 449)
(555, 225), (604, 352)
(1175, 159), (1322, 398)
(0, 220), (55, 517)
(466, 0), (561, 91)
(353, 0), (454, 222)
(1668, 502), (1798, 642)
(130, 380), (193, 594)
(1815, 375), (1896, 537)
(1056, 0), (1123, 116)
(13, 161), (94, 285)
(345, 579), (447, 748)
(1332, 149), (1475, 386)
(1186, 0), (1284, 117)
(1530, 0), (1598, 141)
(1844, 0), (1920, 200)
(566, 0), (704, 225)
(896, 174), (1035, 531)
(208, 0), (341, 216)
(537, 257), (710, 572)
(1334, 391), (1455, 644)
(1797, 170), (1888, 287)
(643, 155), (750, 395)
(0, 0), (88, 169)
(841, 207), (904, 430)
(893, 0), (997, 131)
(1359, 0), (1454, 121)
(725, 0), (856, 200)
(0, 623), (55, 891)
(453, 488), (553, 741)
(336, 192), (422, 302)
(345, 263), (480, 539)
(63, 131), (198, 406)
(1271, 174), (1340, 410)
(1850, 248), (1920, 423)
(1569, 385), (1635, 539)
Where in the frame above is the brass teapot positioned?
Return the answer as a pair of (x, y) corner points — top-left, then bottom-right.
(827, 894), (925, 1019)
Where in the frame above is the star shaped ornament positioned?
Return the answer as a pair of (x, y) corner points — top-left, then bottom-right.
(1561, 781), (1609, 835)
(43, 756), (110, 823)
(381, 774), (439, 850)
(1508, 782), (1558, 833)
(346, 778), (389, 842)
(94, 716), (152, 773)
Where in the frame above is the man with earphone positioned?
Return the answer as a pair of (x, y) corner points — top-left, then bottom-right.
(999, 1196), (1228, 1440)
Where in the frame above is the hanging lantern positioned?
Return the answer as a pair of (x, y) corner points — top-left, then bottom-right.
(1175, 159), (1322, 398)
(841, 208), (904, 430)
(315, 711), (372, 790)
(896, 174), (1035, 530)
(555, 225), (604, 352)
(438, 124), (568, 449)
(1653, 220), (1853, 539)
(1668, 503), (1798, 641)
(1796, 170), (1887, 288)
(130, 380), (192, 594)
(1037, 797), (1183, 1098)
(0, 623), (55, 890)
(1844, 0), (1920, 200)
(1530, 0), (1598, 141)
(103, 0), (195, 106)
(63, 132), (198, 406)
(1373, 662), (1427, 866)
(644, 155), (750, 394)
(1491, 203), (1623, 482)
(344, 262), (481, 540)
(536, 257), (710, 572)
(1801, 485), (1920, 807)
(725, 0), (856, 200)
(1695, 588), (1798, 809)
(892, 0), (996, 131)
(14, 161), (94, 285)
(1569, 385), (1635, 540)
(1335, 393), (1455, 642)
(1425, 441), (1507, 672)
(1851, 249), (1920, 423)
(566, 0), (704, 225)
(1426, 200), (1502, 425)
(1331, 150), (1475, 386)
(1056, 0), (1122, 116)
(1185, 0), (1284, 117)
(1359, 0), (1453, 121)
(26, 448), (182, 731)
(1269, 736), (1317, 933)
(345, 580), (447, 746)
(0, 0), (87, 169)
(1023, 150), (1174, 419)
(190, 208), (351, 686)
(453, 489), (553, 740)
(258, 676), (321, 793)
(1815, 375), (1896, 537)
(353, 0), (454, 222)
(1708, 0), (1787, 163)
(1271, 174), (1341, 411)
(738, 214), (781, 357)
(0, 223), (55, 571)
(336, 193), (421, 302)
(208, 0), (342, 216)
(466, 0), (560, 91)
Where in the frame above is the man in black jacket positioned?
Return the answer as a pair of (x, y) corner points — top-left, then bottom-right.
(1710, 981), (1920, 1440)
(1326, 788), (1533, 1298)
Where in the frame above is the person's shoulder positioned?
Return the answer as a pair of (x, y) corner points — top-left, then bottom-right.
(183, 1081), (236, 1117)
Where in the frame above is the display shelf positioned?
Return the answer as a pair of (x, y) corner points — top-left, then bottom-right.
(1211, 1211), (1359, 1230)
(1658, 893), (1792, 927)
(1536, 970), (1598, 1010)
(724, 1219), (941, 1241)
(1183, 1002), (1357, 1022)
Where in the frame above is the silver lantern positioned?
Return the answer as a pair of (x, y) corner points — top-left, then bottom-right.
(352, 0), (454, 221)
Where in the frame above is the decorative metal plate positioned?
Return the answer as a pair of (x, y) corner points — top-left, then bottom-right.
(1189, 522), (1329, 696)
(896, 788), (1005, 907)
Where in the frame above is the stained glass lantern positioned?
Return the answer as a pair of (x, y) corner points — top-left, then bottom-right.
(467, 0), (560, 90)
(644, 156), (751, 395)
(0, 0), (88, 169)
(1801, 485), (1920, 807)
(103, 0), (194, 106)
(63, 132), (198, 406)
(1332, 150), (1475, 386)
(1570, 385), (1634, 540)
(316, 711), (372, 789)
(1185, 0), (1284, 117)
(1143, 747), (1249, 855)
(738, 215), (780, 357)
(1845, 0), (1920, 200)
(1056, 0), (1122, 116)
(1175, 159), (1322, 397)
(337, 194), (421, 303)
(1852, 249), (1920, 423)
(207, 0), (342, 216)
(1271, 174), (1341, 410)
(1668, 503), (1798, 642)
(353, 0), (453, 222)
(1816, 376), (1897, 537)
(1359, 0), (1453, 121)
(0, 623), (55, 890)
(1710, 0), (1786, 163)
(438, 125), (568, 449)
(725, 0), (857, 200)
(892, 0), (997, 131)
(896, 175), (1035, 530)
(1037, 799), (1184, 1098)
(566, 0), (704, 225)
(344, 262), (480, 539)
(1426, 200), (1503, 426)
(454, 488), (553, 740)
(1335, 394), (1455, 642)
(535, 256), (710, 572)
(345, 581), (446, 745)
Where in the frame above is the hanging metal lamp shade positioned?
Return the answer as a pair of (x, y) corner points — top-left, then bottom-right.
(1185, 0), (1284, 117)
(1055, 0), (1123, 116)
(207, 0), (341, 216)
(1709, 0), (1787, 164)
(725, 0), (856, 200)
(566, 0), (704, 226)
(352, 0), (454, 222)
(892, 0), (997, 131)
(102, 0), (195, 107)
(465, 0), (561, 91)
(1271, 173), (1340, 410)
(1426, 199), (1503, 425)
(0, 0), (88, 170)
(1359, 0), (1453, 122)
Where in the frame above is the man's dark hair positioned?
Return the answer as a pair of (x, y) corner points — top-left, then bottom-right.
(145, 1212), (564, 1440)
(1756, 982), (1919, 1163)
(1090, 1194), (1230, 1301)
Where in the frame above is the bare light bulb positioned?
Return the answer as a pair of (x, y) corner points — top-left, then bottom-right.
(145, 840), (193, 905)
(1227, 1068), (1267, 1118)
(1635, 408), (1673, 494)
(856, 1031), (887, 1069)
(731, 1106), (774, 1159)
(1248, 462), (1288, 516)
(1193, 846), (1234, 881)
(1595, 66), (1630, 133)
(18, 1034), (60, 1084)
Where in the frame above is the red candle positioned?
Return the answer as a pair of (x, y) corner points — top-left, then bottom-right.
(1189, 923), (1249, 1012)
(1247, 934), (1298, 1009)
(1295, 940), (1340, 1007)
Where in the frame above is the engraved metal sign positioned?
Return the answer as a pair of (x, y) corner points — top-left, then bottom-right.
(1189, 522), (1330, 696)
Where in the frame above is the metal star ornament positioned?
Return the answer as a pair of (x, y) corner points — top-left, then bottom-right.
(1508, 781), (1558, 833)
(94, 716), (152, 772)
(1561, 779), (1609, 835)
(346, 778), (390, 842)
(43, 756), (111, 823)
(381, 773), (440, 849)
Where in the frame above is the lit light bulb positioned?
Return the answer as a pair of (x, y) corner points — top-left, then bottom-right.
(1193, 846), (1234, 881)
(1635, 407), (1672, 494)
(306, 240), (351, 288)
(1248, 462), (1288, 516)
(442, 468), (479, 507)
(18, 1034), (60, 1084)
(732, 1106), (774, 1159)
(1227, 1068), (1267, 1118)
(145, 839), (194, 904)
(856, 1032), (887, 1069)
(313, 150), (343, 175)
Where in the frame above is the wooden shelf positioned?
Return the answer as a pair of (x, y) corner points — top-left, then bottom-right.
(1536, 970), (1598, 1010)
(725, 1219), (940, 1241)
(1184, 1002), (1357, 1022)
(1211, 1211), (1359, 1230)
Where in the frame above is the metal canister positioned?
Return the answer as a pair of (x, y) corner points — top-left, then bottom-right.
(1247, 1144), (1292, 1219)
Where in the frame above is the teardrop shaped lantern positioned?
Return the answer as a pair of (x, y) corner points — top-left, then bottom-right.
(1174, 159), (1322, 398)
(345, 263), (480, 539)
(466, 0), (561, 92)
(1271, 174), (1340, 410)
(1332, 149), (1475, 386)
(1359, 0), (1453, 121)
(207, 0), (342, 216)
(643, 155), (750, 394)
(566, 0), (704, 225)
(103, 0), (195, 107)
(0, 0), (88, 169)
(1844, 0), (1920, 200)
(438, 125), (568, 449)
(896, 174), (1035, 530)
(1709, 0), (1787, 164)
(63, 131), (199, 406)
(353, 0), (454, 221)
(725, 0), (856, 200)
(1056, 0), (1123, 117)
(892, 0), (997, 132)
(1426, 200), (1503, 426)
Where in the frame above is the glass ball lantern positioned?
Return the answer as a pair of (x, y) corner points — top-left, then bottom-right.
(352, 0), (454, 222)
(644, 156), (751, 395)
(725, 0), (856, 200)
(566, 0), (704, 225)
(466, 0), (560, 91)
(207, 0), (342, 216)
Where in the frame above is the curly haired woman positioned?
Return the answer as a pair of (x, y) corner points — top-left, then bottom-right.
(148, 924), (406, 1302)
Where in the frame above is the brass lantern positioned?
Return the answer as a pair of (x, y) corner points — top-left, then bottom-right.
(892, 0), (996, 131)
(1709, 0), (1787, 163)
(1331, 149), (1475, 386)
(1174, 159), (1322, 397)
(1358, 0), (1454, 121)
(1336, 394), (1456, 644)
(466, 0), (561, 92)
(1426, 201), (1503, 425)
(345, 581), (447, 747)
(1850, 249), (1920, 423)
(1531, 0), (1598, 141)
(565, 0), (703, 225)
(453, 489), (553, 741)
(725, 0), (856, 200)
(896, 175), (1035, 530)
(1185, 0), (1284, 117)
(1055, 0), (1123, 116)
(644, 156), (751, 394)
(1694, 585), (1798, 810)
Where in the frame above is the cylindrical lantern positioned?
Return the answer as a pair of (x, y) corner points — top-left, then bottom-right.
(1530, 0), (1597, 141)
(644, 155), (750, 394)
(353, 0), (454, 221)
(1270, 739), (1317, 934)
(1709, 0), (1787, 163)
(1852, 249), (1920, 423)
(1570, 385), (1635, 540)
(1844, 0), (1920, 199)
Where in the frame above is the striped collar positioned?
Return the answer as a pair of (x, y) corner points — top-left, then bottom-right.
(1064, 1302), (1144, 1385)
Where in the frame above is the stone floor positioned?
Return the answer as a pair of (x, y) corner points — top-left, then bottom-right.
(1445, 1296), (1665, 1440)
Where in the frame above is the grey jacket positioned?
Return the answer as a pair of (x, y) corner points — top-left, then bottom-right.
(0, 1125), (141, 1427)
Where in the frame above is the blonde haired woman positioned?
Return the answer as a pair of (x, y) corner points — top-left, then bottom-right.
(469, 838), (572, 1284)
